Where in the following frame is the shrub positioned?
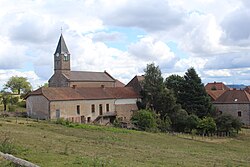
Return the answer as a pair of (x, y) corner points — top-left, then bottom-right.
(131, 109), (157, 131)
(157, 116), (171, 132)
(10, 96), (19, 105)
(185, 114), (200, 133)
(8, 105), (16, 112)
(170, 108), (188, 132)
(215, 114), (242, 133)
(17, 101), (26, 108)
(113, 118), (122, 128)
(197, 117), (216, 135)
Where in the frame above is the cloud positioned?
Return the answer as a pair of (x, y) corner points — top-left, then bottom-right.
(220, 8), (250, 46)
(88, 31), (124, 42)
(100, 0), (185, 32)
(204, 52), (250, 70)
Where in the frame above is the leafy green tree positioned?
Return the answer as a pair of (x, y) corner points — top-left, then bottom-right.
(141, 63), (177, 119)
(131, 109), (157, 131)
(215, 114), (242, 133)
(157, 116), (171, 132)
(185, 114), (200, 132)
(170, 104), (189, 132)
(0, 90), (11, 111)
(165, 74), (184, 100)
(4, 76), (32, 95)
(178, 67), (214, 117)
(197, 117), (216, 135)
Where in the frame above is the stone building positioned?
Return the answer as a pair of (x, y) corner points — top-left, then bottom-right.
(26, 34), (139, 123)
(213, 89), (250, 125)
(48, 34), (120, 88)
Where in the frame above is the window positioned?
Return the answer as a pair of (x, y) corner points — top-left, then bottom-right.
(99, 104), (103, 115)
(106, 104), (109, 112)
(77, 105), (80, 115)
(238, 111), (242, 117)
(56, 109), (60, 118)
(87, 117), (91, 123)
(91, 104), (95, 113)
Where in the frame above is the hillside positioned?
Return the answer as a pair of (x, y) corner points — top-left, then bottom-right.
(0, 117), (250, 167)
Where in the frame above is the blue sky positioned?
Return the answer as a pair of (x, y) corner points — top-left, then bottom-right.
(0, 0), (250, 90)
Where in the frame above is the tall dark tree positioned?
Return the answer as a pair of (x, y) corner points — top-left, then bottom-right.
(142, 63), (177, 119)
(4, 76), (32, 95)
(178, 67), (214, 117)
(165, 74), (184, 102)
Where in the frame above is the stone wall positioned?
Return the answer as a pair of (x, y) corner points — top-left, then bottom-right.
(214, 103), (250, 125)
(26, 95), (49, 119)
(49, 73), (69, 87)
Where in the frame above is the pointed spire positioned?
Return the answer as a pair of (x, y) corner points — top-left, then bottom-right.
(54, 34), (69, 55)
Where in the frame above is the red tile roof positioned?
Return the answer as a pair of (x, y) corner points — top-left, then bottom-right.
(205, 82), (230, 91)
(206, 90), (227, 101)
(26, 87), (139, 101)
(115, 79), (125, 87)
(214, 90), (250, 104)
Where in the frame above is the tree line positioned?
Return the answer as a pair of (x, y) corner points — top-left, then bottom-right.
(0, 76), (32, 111)
(130, 63), (241, 136)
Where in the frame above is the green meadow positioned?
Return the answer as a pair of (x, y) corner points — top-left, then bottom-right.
(0, 117), (249, 167)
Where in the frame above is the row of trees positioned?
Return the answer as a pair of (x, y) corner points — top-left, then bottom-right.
(0, 76), (32, 111)
(132, 63), (241, 135)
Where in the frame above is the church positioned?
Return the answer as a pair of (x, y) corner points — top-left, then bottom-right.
(26, 34), (140, 124)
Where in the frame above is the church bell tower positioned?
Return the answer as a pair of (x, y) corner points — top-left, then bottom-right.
(54, 34), (70, 74)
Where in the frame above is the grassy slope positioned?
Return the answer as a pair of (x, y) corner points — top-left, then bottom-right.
(0, 117), (249, 167)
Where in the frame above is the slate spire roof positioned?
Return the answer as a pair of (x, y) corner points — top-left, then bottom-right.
(54, 34), (69, 55)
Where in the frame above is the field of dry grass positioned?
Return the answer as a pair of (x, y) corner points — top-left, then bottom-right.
(0, 117), (249, 167)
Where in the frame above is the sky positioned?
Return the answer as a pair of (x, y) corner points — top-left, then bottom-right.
(1, 0), (250, 90)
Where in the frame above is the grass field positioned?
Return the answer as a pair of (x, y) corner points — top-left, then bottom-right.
(0, 117), (250, 167)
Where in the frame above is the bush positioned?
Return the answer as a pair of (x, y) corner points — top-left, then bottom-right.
(17, 101), (26, 108)
(197, 117), (216, 135)
(10, 96), (19, 105)
(157, 116), (171, 132)
(215, 114), (242, 133)
(170, 108), (188, 132)
(185, 114), (200, 132)
(113, 118), (122, 128)
(131, 109), (157, 131)
(8, 105), (16, 112)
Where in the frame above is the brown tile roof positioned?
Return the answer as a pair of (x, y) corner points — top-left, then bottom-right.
(115, 79), (125, 87)
(214, 90), (250, 104)
(125, 75), (144, 94)
(205, 82), (230, 90)
(206, 90), (227, 101)
(26, 87), (139, 101)
(64, 71), (115, 82)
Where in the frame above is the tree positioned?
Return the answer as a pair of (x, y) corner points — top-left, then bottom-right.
(170, 105), (189, 132)
(185, 114), (200, 133)
(197, 117), (216, 135)
(0, 90), (11, 111)
(215, 114), (242, 133)
(4, 76), (32, 95)
(141, 63), (177, 119)
(165, 74), (184, 100)
(178, 67), (214, 117)
(131, 109), (157, 131)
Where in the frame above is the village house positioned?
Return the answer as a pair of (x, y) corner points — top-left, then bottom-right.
(213, 89), (250, 125)
(26, 34), (140, 124)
